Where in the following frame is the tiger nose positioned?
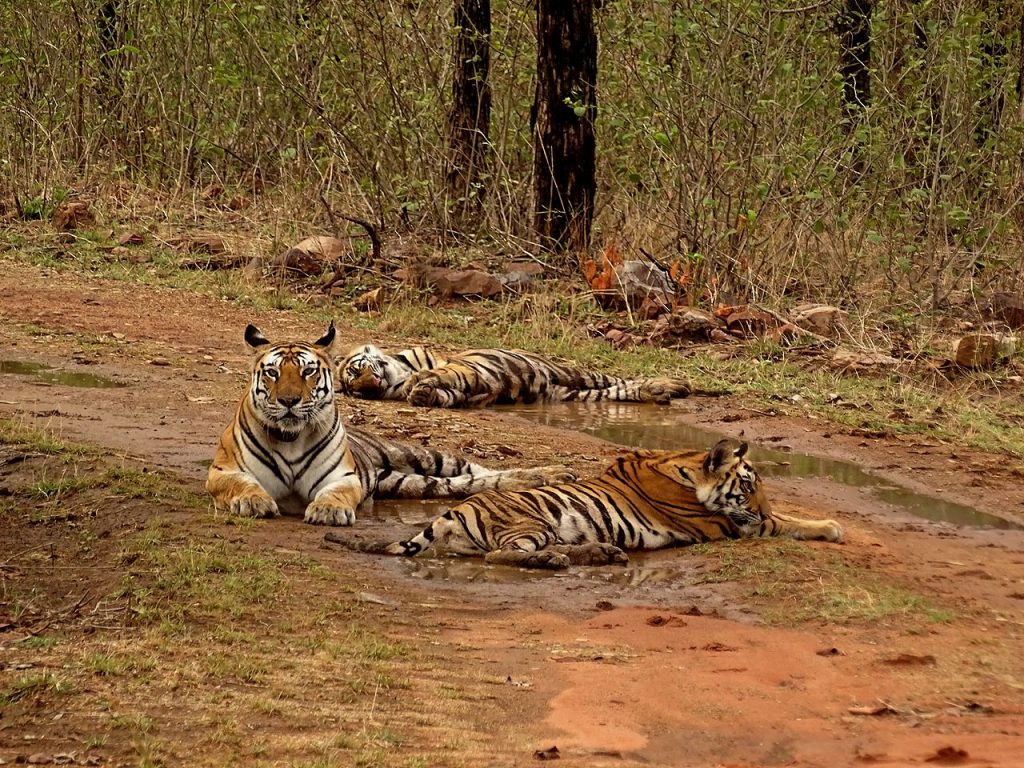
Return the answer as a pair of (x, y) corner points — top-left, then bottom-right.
(278, 395), (301, 408)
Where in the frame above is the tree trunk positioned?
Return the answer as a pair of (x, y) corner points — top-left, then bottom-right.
(533, 0), (597, 259)
(96, 0), (126, 104)
(445, 0), (491, 231)
(837, 0), (871, 117)
(976, 0), (1008, 143)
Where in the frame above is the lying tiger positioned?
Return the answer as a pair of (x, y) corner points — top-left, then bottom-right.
(206, 323), (575, 526)
(335, 439), (843, 569)
(338, 343), (692, 408)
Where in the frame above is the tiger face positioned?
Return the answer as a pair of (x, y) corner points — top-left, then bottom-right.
(690, 439), (770, 526)
(245, 323), (337, 436)
(338, 345), (390, 398)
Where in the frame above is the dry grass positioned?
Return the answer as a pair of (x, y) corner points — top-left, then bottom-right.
(3, 181), (1023, 462)
(0, 422), (520, 767)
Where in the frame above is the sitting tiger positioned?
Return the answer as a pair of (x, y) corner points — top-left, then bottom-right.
(336, 440), (843, 569)
(338, 343), (692, 408)
(205, 323), (575, 526)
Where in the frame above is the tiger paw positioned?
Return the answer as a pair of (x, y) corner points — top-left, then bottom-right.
(822, 521), (844, 543)
(229, 492), (279, 519)
(485, 549), (571, 570)
(303, 501), (356, 526)
(640, 376), (692, 404)
(557, 543), (629, 566)
(500, 465), (577, 490)
(407, 383), (446, 408)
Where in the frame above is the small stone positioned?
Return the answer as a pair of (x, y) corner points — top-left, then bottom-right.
(150, 358), (171, 367)
(117, 231), (145, 246)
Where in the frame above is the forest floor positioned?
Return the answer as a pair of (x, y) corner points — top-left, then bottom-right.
(1, 257), (1023, 768)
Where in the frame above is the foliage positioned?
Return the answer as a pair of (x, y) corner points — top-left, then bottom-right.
(1, 0), (1022, 308)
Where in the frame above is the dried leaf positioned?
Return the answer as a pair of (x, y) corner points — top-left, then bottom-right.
(882, 653), (936, 666)
(848, 703), (899, 716)
(924, 746), (970, 765)
(533, 745), (561, 761)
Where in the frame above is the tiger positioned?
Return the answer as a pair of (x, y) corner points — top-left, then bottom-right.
(205, 323), (576, 526)
(338, 439), (843, 569)
(338, 343), (692, 408)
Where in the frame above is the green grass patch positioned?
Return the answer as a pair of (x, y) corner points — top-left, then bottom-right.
(120, 538), (284, 624)
(693, 538), (953, 626)
(0, 672), (74, 705)
(0, 419), (91, 458)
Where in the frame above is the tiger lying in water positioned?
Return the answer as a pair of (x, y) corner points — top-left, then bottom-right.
(334, 440), (843, 568)
(338, 343), (692, 408)
(206, 324), (575, 526)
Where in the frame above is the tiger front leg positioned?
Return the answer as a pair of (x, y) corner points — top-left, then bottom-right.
(405, 369), (474, 408)
(484, 548), (571, 570)
(482, 530), (571, 569)
(548, 542), (629, 566)
(206, 466), (279, 519)
(752, 512), (844, 543)
(304, 477), (365, 526)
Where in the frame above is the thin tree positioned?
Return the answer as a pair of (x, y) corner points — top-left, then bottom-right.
(532, 0), (597, 258)
(445, 0), (491, 231)
(836, 0), (871, 172)
(96, 0), (128, 106)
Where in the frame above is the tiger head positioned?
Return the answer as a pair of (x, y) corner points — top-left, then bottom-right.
(693, 439), (771, 525)
(243, 323), (338, 438)
(338, 344), (392, 398)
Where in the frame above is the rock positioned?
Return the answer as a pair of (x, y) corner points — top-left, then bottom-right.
(269, 235), (348, 277)
(770, 322), (802, 343)
(724, 307), (775, 337)
(954, 334), (1015, 370)
(637, 294), (669, 320)
(614, 261), (676, 306)
(51, 201), (95, 231)
(117, 231), (145, 246)
(646, 308), (725, 343)
(165, 233), (227, 255)
(201, 182), (223, 201)
(985, 292), (1024, 329)
(502, 260), (544, 277)
(353, 287), (386, 311)
(792, 304), (844, 335)
(400, 265), (503, 299)
(830, 347), (900, 372)
(497, 267), (539, 293)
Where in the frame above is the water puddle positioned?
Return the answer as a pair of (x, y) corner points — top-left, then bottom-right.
(0, 360), (126, 389)
(509, 403), (1017, 530)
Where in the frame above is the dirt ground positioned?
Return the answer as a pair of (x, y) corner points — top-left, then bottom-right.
(2, 259), (1023, 768)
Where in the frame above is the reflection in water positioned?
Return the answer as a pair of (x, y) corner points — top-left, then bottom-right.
(0, 359), (126, 389)
(509, 402), (1017, 530)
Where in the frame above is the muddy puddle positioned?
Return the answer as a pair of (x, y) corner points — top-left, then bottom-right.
(508, 402), (1017, 530)
(0, 359), (125, 389)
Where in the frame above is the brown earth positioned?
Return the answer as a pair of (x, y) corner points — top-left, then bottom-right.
(1, 259), (1023, 768)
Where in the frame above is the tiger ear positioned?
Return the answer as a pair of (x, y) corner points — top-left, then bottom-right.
(314, 321), (336, 349)
(245, 324), (270, 349)
(703, 439), (747, 474)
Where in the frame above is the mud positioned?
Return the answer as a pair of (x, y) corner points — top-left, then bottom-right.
(2, 260), (1024, 767)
